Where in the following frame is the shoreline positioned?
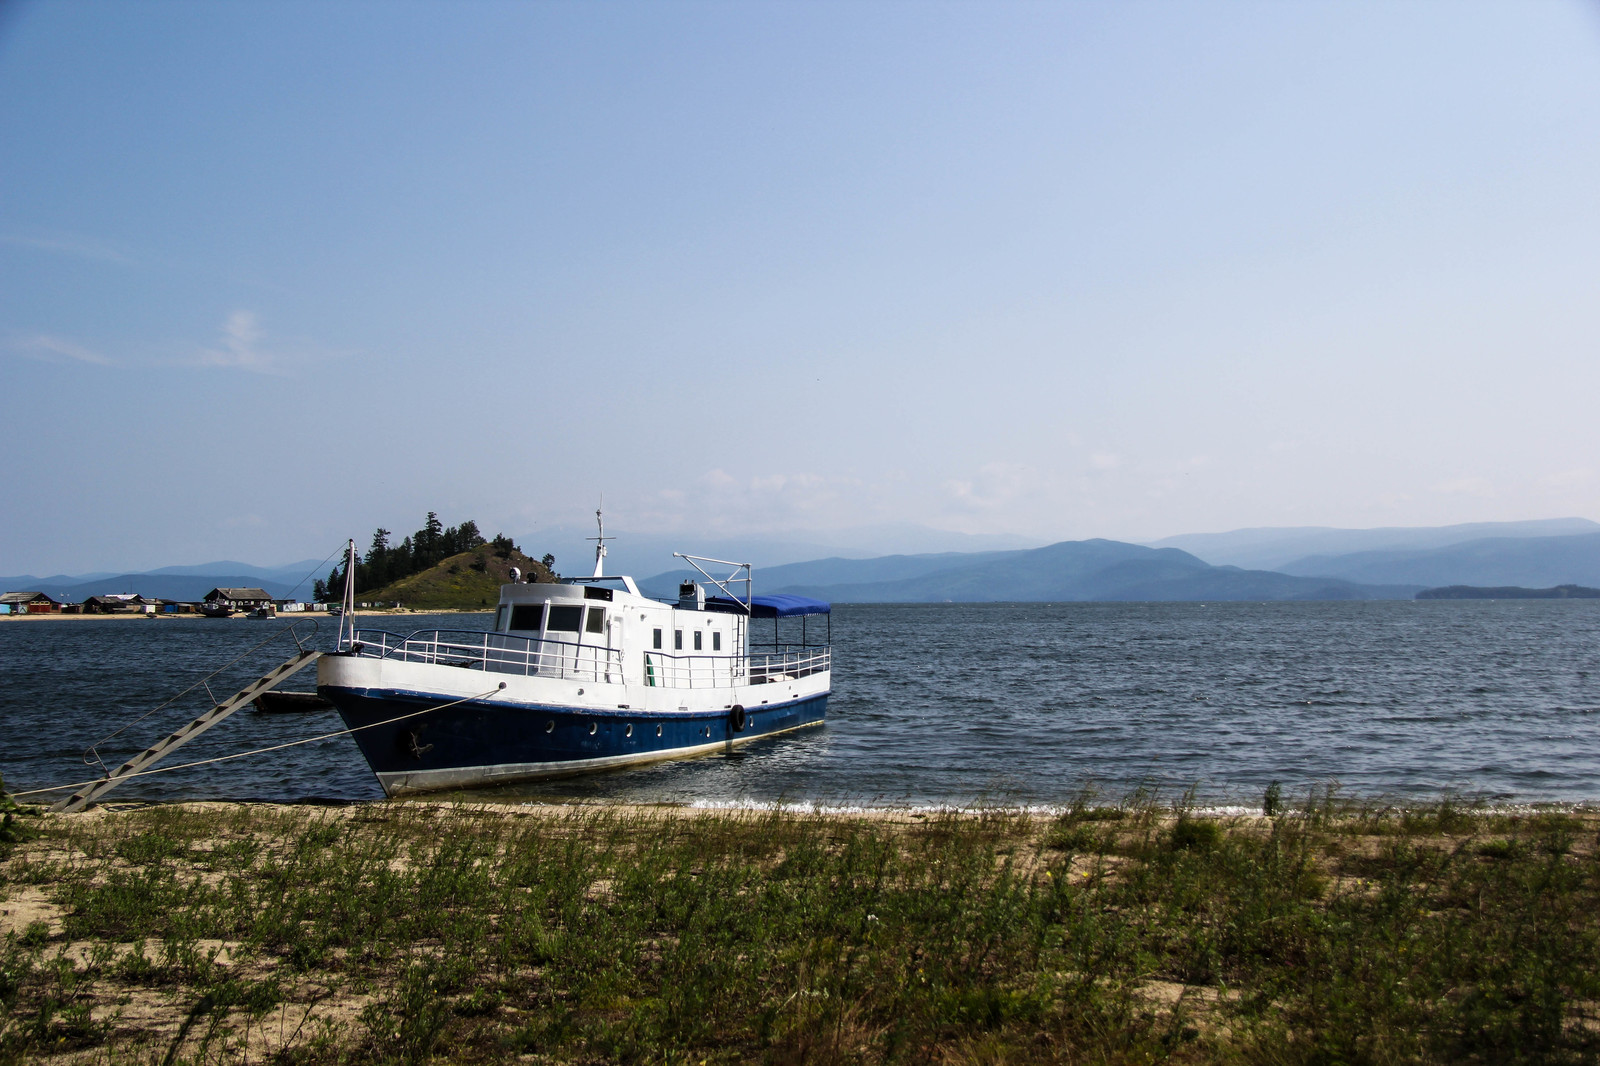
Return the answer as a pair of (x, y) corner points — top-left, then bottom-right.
(0, 607), (490, 622)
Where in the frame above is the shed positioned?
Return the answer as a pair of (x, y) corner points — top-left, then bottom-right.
(204, 587), (273, 610)
(0, 591), (63, 614)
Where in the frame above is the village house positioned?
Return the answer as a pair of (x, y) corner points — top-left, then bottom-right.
(204, 587), (273, 611)
(0, 591), (63, 614)
(81, 593), (167, 614)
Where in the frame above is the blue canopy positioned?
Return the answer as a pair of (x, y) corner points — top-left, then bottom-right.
(706, 594), (831, 618)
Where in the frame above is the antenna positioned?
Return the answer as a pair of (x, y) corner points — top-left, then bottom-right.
(588, 503), (613, 578)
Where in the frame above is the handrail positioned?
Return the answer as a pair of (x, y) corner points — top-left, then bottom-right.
(347, 628), (830, 690)
(349, 628), (625, 684)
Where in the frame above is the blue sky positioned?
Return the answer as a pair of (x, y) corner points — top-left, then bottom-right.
(4, 1), (1600, 574)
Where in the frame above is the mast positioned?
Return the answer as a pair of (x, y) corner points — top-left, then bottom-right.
(339, 537), (357, 648)
(589, 506), (612, 578)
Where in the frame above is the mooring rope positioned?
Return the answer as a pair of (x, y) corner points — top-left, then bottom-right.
(279, 542), (350, 602)
(12, 683), (508, 800)
(81, 618), (322, 770)
(78, 537), (353, 770)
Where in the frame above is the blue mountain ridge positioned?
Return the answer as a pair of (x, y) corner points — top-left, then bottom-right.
(642, 539), (1420, 602)
(1279, 532), (1600, 588)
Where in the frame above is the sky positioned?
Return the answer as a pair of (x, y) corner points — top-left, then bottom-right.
(4, 0), (1600, 575)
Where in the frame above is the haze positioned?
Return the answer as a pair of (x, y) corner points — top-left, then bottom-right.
(4, 1), (1599, 575)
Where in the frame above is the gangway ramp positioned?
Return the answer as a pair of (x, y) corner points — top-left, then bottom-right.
(53, 649), (323, 813)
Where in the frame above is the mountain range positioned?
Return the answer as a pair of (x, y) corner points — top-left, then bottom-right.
(1149, 518), (1600, 571)
(641, 540), (1418, 602)
(10, 520), (1600, 605)
(0, 560), (327, 604)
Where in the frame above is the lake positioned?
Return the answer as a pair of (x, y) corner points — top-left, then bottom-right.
(3, 600), (1598, 808)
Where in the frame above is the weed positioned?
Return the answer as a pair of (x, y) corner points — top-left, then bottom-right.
(3, 800), (1600, 1063)
(1263, 780), (1282, 816)
(1169, 816), (1221, 852)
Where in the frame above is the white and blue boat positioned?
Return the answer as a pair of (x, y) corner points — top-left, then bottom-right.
(317, 517), (832, 796)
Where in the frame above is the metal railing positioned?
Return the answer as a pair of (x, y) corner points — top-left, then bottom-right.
(348, 629), (830, 690)
(643, 646), (830, 689)
(349, 629), (625, 683)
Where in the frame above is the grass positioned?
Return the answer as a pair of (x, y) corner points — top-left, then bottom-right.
(1, 796), (1598, 1064)
(359, 545), (554, 611)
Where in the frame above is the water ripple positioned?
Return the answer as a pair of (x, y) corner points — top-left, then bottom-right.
(3, 600), (1600, 806)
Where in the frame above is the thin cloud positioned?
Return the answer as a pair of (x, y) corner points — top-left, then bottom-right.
(0, 233), (133, 265)
(944, 462), (1030, 510)
(6, 333), (113, 366)
(196, 310), (273, 372)
(186, 311), (347, 376)
(1432, 476), (1495, 499)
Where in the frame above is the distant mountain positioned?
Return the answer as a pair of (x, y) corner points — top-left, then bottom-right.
(1, 558), (331, 603)
(647, 539), (1417, 603)
(42, 574), (304, 603)
(638, 550), (1020, 599)
(0, 571), (119, 590)
(1151, 518), (1600, 571)
(534, 524), (1040, 582)
(1280, 532), (1600, 588)
(1417, 584), (1600, 600)
(143, 559), (328, 583)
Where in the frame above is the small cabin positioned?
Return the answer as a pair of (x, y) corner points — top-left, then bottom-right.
(82, 593), (165, 614)
(204, 587), (273, 610)
(0, 591), (63, 614)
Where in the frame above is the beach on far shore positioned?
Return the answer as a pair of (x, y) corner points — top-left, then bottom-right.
(0, 607), (491, 621)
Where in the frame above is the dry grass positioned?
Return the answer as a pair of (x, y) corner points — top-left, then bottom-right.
(1, 794), (1598, 1064)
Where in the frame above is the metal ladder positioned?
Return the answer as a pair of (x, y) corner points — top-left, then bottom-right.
(53, 649), (323, 813)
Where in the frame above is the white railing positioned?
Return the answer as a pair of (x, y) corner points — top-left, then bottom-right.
(643, 646), (831, 689)
(349, 629), (625, 684)
(348, 629), (830, 690)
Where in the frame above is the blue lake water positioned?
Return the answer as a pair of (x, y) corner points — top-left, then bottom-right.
(2, 601), (1598, 808)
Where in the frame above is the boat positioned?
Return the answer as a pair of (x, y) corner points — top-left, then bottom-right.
(316, 514), (832, 796)
(199, 603), (234, 618)
(253, 690), (335, 713)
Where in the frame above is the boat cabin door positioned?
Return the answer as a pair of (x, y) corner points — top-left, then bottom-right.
(580, 586), (615, 681)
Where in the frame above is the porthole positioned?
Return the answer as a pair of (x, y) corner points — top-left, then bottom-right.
(656, 724), (663, 737)
(589, 722), (597, 735)
(545, 721), (554, 733)
(625, 723), (633, 738)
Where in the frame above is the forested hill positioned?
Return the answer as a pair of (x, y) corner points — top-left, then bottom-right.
(359, 543), (555, 609)
(317, 512), (550, 601)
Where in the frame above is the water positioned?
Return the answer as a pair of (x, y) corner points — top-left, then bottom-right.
(3, 601), (1599, 808)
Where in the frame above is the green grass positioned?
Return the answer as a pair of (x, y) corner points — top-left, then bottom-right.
(359, 545), (553, 611)
(2, 798), (1598, 1064)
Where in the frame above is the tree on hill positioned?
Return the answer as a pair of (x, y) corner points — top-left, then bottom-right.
(314, 513), (526, 599)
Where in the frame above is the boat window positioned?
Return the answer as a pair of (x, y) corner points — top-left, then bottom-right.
(547, 604), (584, 632)
(653, 628), (662, 649)
(585, 607), (606, 634)
(694, 631), (702, 651)
(713, 632), (721, 651)
(510, 604), (545, 631)
(495, 605), (509, 631)
(674, 630), (683, 650)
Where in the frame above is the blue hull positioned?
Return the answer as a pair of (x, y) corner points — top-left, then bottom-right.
(319, 684), (828, 794)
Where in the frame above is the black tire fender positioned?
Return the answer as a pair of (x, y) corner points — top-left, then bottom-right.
(730, 704), (747, 733)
